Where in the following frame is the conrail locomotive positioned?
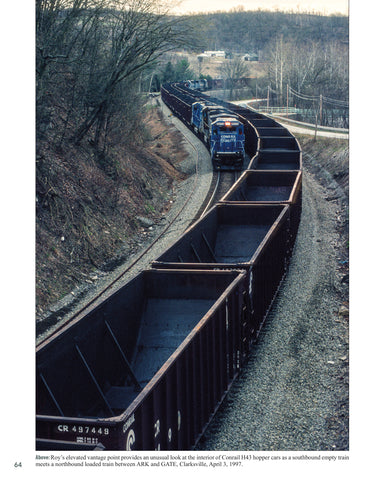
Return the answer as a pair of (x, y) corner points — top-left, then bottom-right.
(191, 100), (245, 170)
(163, 83), (246, 170)
(36, 82), (302, 451)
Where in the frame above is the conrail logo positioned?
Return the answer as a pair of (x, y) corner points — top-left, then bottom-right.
(126, 429), (136, 450)
(123, 414), (135, 434)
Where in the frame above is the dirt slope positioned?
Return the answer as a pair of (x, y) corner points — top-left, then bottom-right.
(36, 103), (189, 316)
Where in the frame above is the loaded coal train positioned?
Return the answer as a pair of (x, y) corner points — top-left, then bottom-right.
(162, 83), (246, 170)
(36, 83), (302, 451)
(161, 83), (301, 172)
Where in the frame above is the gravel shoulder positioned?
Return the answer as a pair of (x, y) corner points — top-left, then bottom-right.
(196, 158), (349, 451)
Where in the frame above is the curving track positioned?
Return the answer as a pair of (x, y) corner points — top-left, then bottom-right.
(196, 167), (349, 451)
(195, 171), (240, 221)
(36, 83), (304, 451)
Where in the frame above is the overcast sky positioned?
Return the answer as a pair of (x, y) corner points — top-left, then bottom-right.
(171, 0), (349, 15)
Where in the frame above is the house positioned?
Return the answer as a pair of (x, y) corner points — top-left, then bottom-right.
(244, 53), (259, 61)
(203, 50), (226, 58)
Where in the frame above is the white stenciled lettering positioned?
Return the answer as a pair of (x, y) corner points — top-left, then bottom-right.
(123, 414), (135, 434)
(57, 424), (69, 432)
(57, 424), (109, 435)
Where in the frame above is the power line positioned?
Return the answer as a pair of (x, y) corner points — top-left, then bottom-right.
(288, 85), (348, 107)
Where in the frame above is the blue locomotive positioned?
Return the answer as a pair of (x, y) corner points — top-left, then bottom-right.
(185, 78), (208, 90)
(191, 101), (245, 170)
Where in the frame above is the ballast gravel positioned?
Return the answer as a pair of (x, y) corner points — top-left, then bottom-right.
(35, 100), (349, 452)
(196, 166), (349, 451)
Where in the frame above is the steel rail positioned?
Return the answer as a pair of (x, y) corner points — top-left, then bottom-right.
(199, 171), (220, 218)
(198, 170), (241, 220)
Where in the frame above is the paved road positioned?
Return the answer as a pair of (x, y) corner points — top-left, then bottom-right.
(276, 121), (349, 139)
(232, 100), (349, 139)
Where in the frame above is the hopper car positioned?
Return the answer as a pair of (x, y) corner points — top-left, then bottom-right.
(36, 82), (302, 451)
(36, 269), (246, 450)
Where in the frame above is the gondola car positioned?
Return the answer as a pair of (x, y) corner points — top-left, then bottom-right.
(36, 81), (303, 451)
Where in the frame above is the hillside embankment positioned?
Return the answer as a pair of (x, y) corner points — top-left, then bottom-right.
(36, 104), (190, 317)
(298, 135), (349, 262)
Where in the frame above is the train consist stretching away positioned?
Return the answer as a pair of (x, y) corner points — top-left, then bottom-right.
(184, 78), (208, 90)
(162, 83), (245, 170)
(36, 83), (302, 451)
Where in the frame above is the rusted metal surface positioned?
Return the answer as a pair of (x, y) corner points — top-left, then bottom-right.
(219, 170), (302, 241)
(220, 170), (302, 204)
(36, 269), (246, 450)
(153, 203), (291, 342)
(36, 84), (304, 451)
(247, 120), (303, 171)
(248, 150), (302, 170)
(153, 204), (290, 268)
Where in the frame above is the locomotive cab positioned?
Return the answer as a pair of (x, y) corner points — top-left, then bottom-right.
(210, 117), (245, 170)
(190, 101), (245, 170)
(191, 102), (205, 133)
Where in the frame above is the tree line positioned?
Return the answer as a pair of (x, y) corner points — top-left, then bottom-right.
(36, 0), (196, 156)
(193, 8), (348, 54)
(265, 36), (348, 100)
(36, 3), (348, 153)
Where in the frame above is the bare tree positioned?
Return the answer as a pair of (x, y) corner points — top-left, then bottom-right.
(264, 36), (348, 126)
(219, 56), (250, 100)
(266, 36), (348, 99)
(266, 35), (285, 99)
(36, 0), (106, 144)
(72, 0), (194, 146)
(36, 0), (195, 151)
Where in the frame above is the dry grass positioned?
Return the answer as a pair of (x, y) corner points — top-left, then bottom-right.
(36, 105), (189, 314)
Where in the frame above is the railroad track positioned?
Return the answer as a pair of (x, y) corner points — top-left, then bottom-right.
(194, 171), (240, 221)
(36, 82), (303, 451)
(36, 105), (208, 343)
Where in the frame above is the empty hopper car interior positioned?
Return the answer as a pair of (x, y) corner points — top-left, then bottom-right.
(36, 82), (302, 451)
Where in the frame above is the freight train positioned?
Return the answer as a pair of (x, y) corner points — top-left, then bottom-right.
(185, 76), (255, 91)
(36, 82), (302, 451)
(162, 83), (246, 170)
